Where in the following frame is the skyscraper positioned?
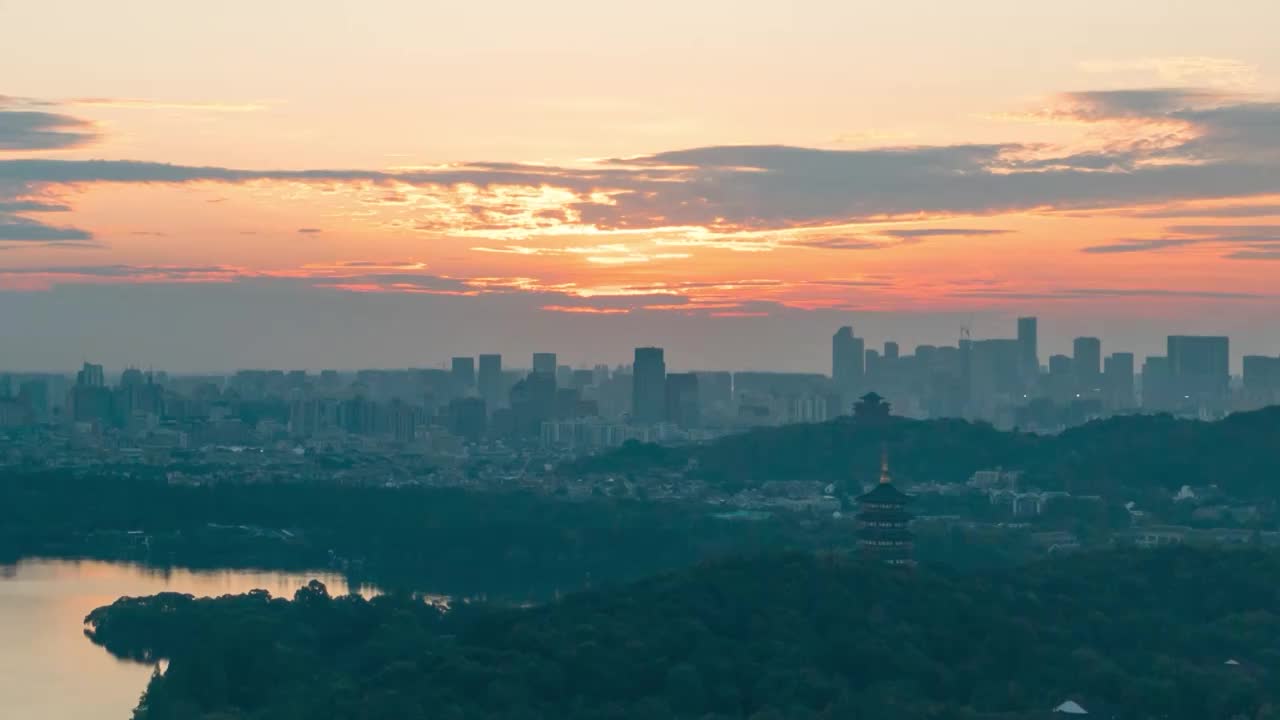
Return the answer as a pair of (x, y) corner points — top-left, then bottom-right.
(968, 339), (1021, 418)
(1243, 355), (1280, 407)
(1167, 336), (1230, 413)
(832, 326), (865, 395)
(77, 362), (105, 388)
(556, 364), (573, 389)
(883, 341), (900, 361)
(1017, 317), (1038, 379)
(1073, 337), (1102, 392)
(632, 347), (667, 424)
(478, 354), (502, 409)
(451, 356), (475, 391)
(1141, 356), (1172, 411)
(532, 353), (557, 378)
(665, 372), (700, 429)
(1103, 352), (1135, 409)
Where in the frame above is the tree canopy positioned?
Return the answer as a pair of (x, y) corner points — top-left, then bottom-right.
(569, 407), (1280, 499)
(86, 548), (1280, 720)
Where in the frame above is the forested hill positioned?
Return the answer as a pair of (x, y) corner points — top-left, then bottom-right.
(88, 547), (1280, 720)
(569, 407), (1280, 498)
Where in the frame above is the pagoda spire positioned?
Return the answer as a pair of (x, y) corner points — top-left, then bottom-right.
(856, 442), (915, 566)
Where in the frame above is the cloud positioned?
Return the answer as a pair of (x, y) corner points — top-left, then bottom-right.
(1051, 88), (1234, 120)
(69, 98), (267, 112)
(0, 199), (72, 213)
(5, 87), (1280, 246)
(1081, 238), (1202, 254)
(296, 227), (322, 234)
(884, 228), (1012, 239)
(1129, 203), (1280, 218)
(791, 237), (886, 250)
(790, 227), (1010, 251)
(0, 264), (243, 290)
(1078, 57), (1260, 88)
(0, 264), (234, 277)
(951, 287), (1266, 301)
(1081, 224), (1280, 255)
(0, 217), (93, 241)
(1225, 249), (1280, 260)
(1167, 223), (1280, 236)
(0, 111), (97, 151)
(540, 305), (629, 314)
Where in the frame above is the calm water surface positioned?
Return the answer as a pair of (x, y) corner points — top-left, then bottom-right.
(0, 559), (374, 720)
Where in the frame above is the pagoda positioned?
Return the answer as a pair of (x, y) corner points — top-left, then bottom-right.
(855, 447), (915, 566)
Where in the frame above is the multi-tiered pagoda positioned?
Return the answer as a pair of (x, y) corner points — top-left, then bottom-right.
(855, 448), (915, 566)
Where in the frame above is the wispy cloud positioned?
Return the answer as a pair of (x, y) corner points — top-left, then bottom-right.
(0, 217), (93, 241)
(1081, 238), (1202, 254)
(68, 98), (268, 112)
(951, 286), (1267, 300)
(5, 90), (1280, 239)
(540, 304), (630, 314)
(790, 227), (1010, 250)
(0, 111), (97, 151)
(1081, 223), (1280, 256)
(1128, 202), (1280, 218)
(1078, 57), (1260, 88)
(1225, 249), (1280, 260)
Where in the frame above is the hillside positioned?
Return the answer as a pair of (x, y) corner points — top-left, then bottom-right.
(87, 548), (1280, 720)
(570, 407), (1280, 498)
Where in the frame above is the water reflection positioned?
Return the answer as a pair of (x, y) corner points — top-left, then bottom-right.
(0, 559), (377, 720)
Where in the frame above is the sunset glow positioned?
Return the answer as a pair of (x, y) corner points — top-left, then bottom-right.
(3, 0), (1279, 369)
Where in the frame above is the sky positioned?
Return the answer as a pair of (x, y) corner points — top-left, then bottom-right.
(2, 0), (1280, 372)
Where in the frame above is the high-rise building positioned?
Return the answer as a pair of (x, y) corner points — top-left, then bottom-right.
(694, 371), (733, 416)
(1141, 356), (1172, 411)
(1243, 355), (1280, 408)
(1073, 337), (1102, 392)
(1046, 354), (1074, 401)
(832, 327), (865, 394)
(556, 364), (573, 389)
(1167, 335), (1230, 413)
(1017, 317), (1039, 382)
(665, 372), (700, 428)
(884, 341), (900, 361)
(632, 347), (667, 424)
(446, 397), (486, 442)
(1244, 356), (1280, 391)
(966, 339), (1020, 421)
(532, 353), (557, 378)
(865, 349), (882, 382)
(478, 354), (502, 409)
(509, 371), (556, 437)
(1103, 352), (1135, 409)
(1048, 354), (1073, 375)
(77, 362), (105, 388)
(592, 364), (610, 386)
(451, 357), (475, 391)
(571, 369), (594, 390)
(17, 379), (50, 422)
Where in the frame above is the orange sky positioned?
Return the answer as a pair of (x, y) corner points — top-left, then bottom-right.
(2, 1), (1279, 369)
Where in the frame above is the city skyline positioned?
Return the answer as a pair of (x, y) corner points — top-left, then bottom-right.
(1, 315), (1275, 376)
(5, 2), (1280, 369)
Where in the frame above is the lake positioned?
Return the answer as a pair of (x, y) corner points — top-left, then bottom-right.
(0, 559), (374, 720)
